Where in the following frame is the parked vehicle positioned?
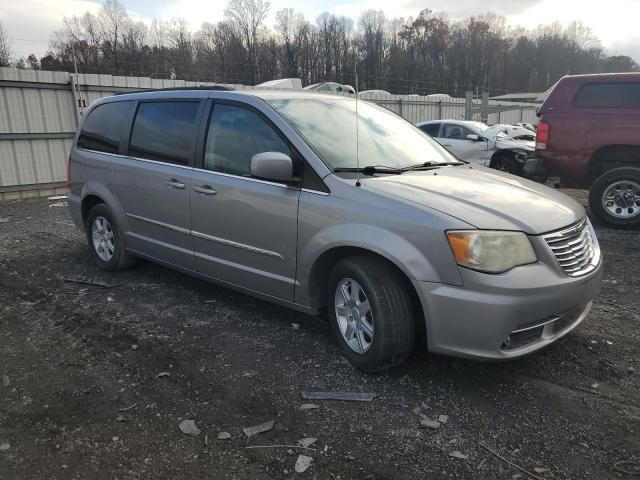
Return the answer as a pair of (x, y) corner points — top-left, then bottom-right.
(68, 89), (602, 372)
(358, 89), (391, 98)
(416, 120), (543, 178)
(535, 73), (640, 227)
(303, 82), (355, 94)
(256, 78), (303, 90)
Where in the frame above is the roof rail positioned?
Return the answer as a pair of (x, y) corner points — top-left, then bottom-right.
(115, 85), (235, 95)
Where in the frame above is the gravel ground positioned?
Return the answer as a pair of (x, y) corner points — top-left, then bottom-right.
(0, 191), (639, 480)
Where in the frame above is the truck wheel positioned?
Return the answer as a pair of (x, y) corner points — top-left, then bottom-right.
(326, 256), (415, 372)
(589, 167), (640, 228)
(86, 203), (136, 271)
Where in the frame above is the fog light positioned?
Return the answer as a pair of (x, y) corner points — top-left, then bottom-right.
(502, 335), (511, 348)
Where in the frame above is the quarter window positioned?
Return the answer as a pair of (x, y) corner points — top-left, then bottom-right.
(420, 123), (440, 137)
(574, 83), (640, 108)
(129, 101), (200, 165)
(204, 104), (290, 177)
(77, 101), (130, 154)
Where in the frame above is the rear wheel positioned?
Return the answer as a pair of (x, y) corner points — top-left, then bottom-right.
(589, 167), (640, 228)
(490, 152), (522, 176)
(86, 203), (135, 271)
(326, 256), (415, 372)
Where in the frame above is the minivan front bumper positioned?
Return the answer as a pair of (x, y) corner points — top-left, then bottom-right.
(415, 258), (603, 360)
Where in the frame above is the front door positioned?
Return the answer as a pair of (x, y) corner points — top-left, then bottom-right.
(438, 123), (484, 163)
(114, 100), (201, 269)
(190, 102), (300, 301)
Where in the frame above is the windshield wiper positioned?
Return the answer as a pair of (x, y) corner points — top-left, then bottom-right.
(333, 165), (404, 175)
(401, 160), (465, 171)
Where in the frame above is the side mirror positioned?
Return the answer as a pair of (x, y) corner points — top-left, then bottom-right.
(466, 134), (480, 141)
(251, 152), (295, 183)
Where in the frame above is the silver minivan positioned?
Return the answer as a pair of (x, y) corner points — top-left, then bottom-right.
(68, 88), (603, 372)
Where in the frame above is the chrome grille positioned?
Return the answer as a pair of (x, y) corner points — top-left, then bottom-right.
(543, 218), (598, 276)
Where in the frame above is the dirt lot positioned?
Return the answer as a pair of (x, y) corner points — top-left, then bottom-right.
(0, 191), (639, 480)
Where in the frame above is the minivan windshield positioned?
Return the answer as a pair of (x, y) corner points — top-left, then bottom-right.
(268, 97), (460, 171)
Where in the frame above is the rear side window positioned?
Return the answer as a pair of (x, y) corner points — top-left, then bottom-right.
(129, 101), (200, 165)
(77, 101), (130, 154)
(204, 104), (290, 177)
(420, 123), (440, 137)
(574, 82), (640, 108)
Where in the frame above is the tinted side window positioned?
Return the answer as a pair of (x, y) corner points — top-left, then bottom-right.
(442, 124), (473, 140)
(420, 123), (440, 137)
(129, 101), (200, 164)
(574, 82), (640, 108)
(204, 104), (290, 177)
(77, 101), (130, 154)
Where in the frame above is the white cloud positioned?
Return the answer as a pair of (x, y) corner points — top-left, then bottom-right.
(0, 0), (102, 58)
(507, 0), (640, 57)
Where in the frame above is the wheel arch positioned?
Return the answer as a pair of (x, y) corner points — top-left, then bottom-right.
(305, 246), (427, 342)
(588, 145), (640, 182)
(80, 182), (128, 232)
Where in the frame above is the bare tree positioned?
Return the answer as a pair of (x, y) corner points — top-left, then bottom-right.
(98, 0), (129, 73)
(224, 0), (270, 83)
(0, 21), (12, 67)
(34, 0), (638, 94)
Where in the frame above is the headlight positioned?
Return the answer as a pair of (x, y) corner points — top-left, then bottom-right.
(446, 230), (537, 273)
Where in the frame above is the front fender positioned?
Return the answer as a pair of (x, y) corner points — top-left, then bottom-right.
(296, 223), (463, 307)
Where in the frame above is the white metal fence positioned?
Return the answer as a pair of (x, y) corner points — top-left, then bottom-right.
(0, 67), (539, 198)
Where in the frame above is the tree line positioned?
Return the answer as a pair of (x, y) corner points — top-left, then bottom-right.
(2, 0), (638, 95)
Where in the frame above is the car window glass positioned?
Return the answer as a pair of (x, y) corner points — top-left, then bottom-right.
(204, 104), (290, 177)
(420, 123), (440, 137)
(442, 124), (473, 140)
(574, 83), (640, 108)
(129, 101), (199, 165)
(269, 98), (457, 169)
(77, 101), (130, 154)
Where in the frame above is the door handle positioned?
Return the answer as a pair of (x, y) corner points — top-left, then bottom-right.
(164, 179), (186, 189)
(193, 185), (217, 195)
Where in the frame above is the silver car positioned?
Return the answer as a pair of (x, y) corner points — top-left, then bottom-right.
(67, 88), (603, 372)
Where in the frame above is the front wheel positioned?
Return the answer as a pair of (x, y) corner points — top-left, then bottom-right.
(588, 167), (640, 228)
(326, 256), (415, 372)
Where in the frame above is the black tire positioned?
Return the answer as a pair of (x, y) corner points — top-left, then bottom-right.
(588, 167), (640, 229)
(491, 152), (522, 176)
(326, 256), (415, 372)
(85, 203), (135, 271)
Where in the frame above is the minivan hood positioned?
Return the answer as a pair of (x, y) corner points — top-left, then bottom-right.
(363, 165), (584, 234)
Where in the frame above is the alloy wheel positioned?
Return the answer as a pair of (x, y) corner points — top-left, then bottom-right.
(334, 278), (374, 354)
(91, 216), (115, 261)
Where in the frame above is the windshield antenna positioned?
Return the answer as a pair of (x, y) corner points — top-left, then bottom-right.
(354, 64), (361, 187)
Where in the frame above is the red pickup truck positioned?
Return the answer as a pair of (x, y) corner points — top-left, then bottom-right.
(535, 73), (640, 228)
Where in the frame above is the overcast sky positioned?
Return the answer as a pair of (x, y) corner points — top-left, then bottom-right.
(2, 0), (639, 63)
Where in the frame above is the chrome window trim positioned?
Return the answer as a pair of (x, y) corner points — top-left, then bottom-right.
(301, 188), (330, 196)
(191, 230), (284, 259)
(125, 156), (193, 170)
(193, 167), (292, 189)
(77, 148), (194, 171)
(76, 148), (122, 158)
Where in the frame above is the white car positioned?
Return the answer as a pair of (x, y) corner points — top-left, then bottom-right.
(303, 82), (356, 94)
(416, 120), (543, 178)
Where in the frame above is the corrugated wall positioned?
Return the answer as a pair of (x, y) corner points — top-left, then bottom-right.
(0, 67), (539, 195)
